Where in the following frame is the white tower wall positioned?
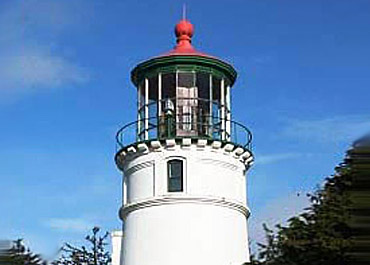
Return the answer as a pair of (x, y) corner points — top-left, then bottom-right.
(116, 139), (253, 265)
(111, 230), (123, 265)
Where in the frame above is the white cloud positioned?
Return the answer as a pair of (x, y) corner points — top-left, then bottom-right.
(0, 0), (90, 95)
(46, 218), (93, 233)
(256, 152), (304, 165)
(0, 49), (88, 90)
(282, 116), (370, 143)
(249, 192), (310, 253)
(0, 0), (90, 38)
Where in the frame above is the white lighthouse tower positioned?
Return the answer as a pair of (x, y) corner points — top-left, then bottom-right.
(114, 18), (254, 265)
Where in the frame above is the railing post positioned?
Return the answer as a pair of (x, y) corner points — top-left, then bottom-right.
(137, 83), (141, 142)
(234, 122), (237, 145)
(209, 74), (213, 137)
(221, 78), (225, 140)
(226, 85), (231, 141)
(144, 78), (149, 140)
(158, 73), (162, 140)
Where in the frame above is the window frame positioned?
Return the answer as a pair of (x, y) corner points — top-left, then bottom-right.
(166, 157), (186, 193)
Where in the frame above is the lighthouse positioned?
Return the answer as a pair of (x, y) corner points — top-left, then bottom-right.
(114, 17), (254, 265)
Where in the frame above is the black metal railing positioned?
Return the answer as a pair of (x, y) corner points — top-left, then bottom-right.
(116, 114), (252, 150)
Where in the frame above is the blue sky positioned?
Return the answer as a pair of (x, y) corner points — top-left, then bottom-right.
(1, 0), (370, 259)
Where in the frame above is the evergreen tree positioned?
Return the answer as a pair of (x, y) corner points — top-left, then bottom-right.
(341, 136), (370, 264)
(0, 239), (46, 265)
(255, 136), (370, 264)
(52, 227), (111, 265)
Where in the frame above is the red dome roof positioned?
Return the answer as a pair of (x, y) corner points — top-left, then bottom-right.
(131, 17), (238, 87)
(161, 18), (212, 57)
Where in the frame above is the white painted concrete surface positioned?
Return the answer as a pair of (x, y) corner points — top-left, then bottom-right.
(116, 140), (253, 265)
(111, 230), (123, 265)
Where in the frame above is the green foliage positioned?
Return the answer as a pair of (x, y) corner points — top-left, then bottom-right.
(52, 227), (111, 265)
(341, 136), (370, 264)
(255, 156), (354, 264)
(0, 239), (46, 265)
(255, 136), (370, 264)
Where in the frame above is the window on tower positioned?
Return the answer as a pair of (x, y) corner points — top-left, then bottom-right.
(167, 159), (184, 192)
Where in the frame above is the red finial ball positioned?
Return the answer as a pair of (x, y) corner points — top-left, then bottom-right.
(171, 18), (196, 53)
(175, 19), (194, 42)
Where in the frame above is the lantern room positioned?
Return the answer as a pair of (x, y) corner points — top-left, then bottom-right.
(117, 18), (251, 149)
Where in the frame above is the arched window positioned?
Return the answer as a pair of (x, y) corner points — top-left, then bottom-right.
(167, 159), (184, 192)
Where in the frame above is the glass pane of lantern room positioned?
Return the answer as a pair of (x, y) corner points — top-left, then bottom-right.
(162, 73), (176, 98)
(159, 73), (176, 139)
(196, 72), (210, 137)
(138, 81), (145, 140)
(148, 75), (158, 139)
(212, 76), (221, 139)
(176, 72), (197, 137)
(178, 72), (195, 88)
(212, 76), (221, 103)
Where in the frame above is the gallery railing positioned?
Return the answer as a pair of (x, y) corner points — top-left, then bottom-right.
(116, 114), (252, 150)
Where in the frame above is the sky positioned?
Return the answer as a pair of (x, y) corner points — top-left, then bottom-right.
(0, 0), (370, 260)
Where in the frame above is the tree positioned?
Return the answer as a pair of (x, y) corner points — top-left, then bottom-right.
(254, 137), (370, 264)
(52, 227), (111, 265)
(340, 135), (370, 264)
(0, 239), (46, 265)
(257, 173), (352, 265)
